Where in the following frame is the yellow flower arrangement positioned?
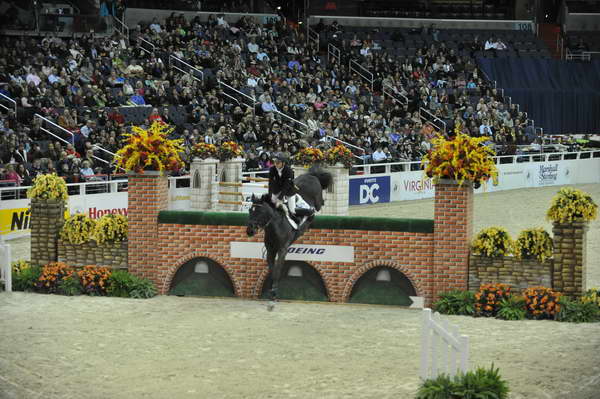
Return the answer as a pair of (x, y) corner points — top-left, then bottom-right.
(191, 142), (218, 159)
(422, 133), (499, 187)
(546, 187), (598, 223)
(472, 226), (513, 257)
(293, 146), (325, 167)
(60, 214), (97, 245)
(94, 214), (128, 245)
(217, 141), (245, 161)
(27, 173), (68, 201)
(11, 260), (31, 275)
(115, 121), (184, 173)
(581, 288), (600, 308)
(324, 144), (355, 168)
(513, 228), (553, 262)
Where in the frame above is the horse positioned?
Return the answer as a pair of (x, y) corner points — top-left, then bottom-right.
(246, 166), (332, 305)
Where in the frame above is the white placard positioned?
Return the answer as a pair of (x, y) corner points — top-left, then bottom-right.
(230, 241), (354, 262)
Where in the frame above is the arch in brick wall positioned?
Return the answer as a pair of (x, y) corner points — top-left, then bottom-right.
(341, 260), (424, 302)
(252, 262), (333, 299)
(161, 251), (242, 296)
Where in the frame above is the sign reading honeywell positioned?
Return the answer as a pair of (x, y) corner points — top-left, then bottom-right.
(230, 242), (354, 262)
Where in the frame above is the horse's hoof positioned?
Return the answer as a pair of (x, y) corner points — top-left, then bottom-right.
(267, 301), (275, 312)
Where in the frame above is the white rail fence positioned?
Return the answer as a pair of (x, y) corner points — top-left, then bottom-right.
(420, 308), (469, 380)
(0, 236), (12, 292)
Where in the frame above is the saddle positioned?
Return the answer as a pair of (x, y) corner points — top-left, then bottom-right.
(281, 194), (314, 230)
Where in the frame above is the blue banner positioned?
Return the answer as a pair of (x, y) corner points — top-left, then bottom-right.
(349, 176), (391, 205)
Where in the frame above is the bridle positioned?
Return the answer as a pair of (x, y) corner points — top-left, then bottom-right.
(248, 202), (275, 233)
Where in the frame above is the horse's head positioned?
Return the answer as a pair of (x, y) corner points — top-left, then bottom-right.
(246, 194), (275, 237)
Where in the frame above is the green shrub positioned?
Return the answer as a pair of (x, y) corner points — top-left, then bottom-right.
(454, 365), (509, 399)
(130, 277), (157, 299)
(11, 262), (41, 292)
(107, 270), (157, 299)
(416, 374), (455, 399)
(58, 275), (83, 296)
(433, 290), (476, 316)
(107, 270), (134, 297)
(556, 297), (600, 323)
(416, 365), (509, 399)
(496, 296), (527, 321)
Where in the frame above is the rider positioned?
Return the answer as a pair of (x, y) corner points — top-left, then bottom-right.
(268, 152), (298, 223)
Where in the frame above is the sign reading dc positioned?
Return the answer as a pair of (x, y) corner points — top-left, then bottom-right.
(349, 176), (391, 205)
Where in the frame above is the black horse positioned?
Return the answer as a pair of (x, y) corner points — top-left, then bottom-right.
(246, 166), (332, 303)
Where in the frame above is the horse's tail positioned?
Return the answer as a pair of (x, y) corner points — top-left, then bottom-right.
(308, 166), (333, 190)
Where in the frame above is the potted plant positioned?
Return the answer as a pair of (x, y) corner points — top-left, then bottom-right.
(191, 142), (218, 160)
(422, 133), (498, 188)
(292, 146), (325, 168)
(217, 141), (244, 162)
(324, 144), (354, 168)
(27, 173), (68, 203)
(546, 187), (598, 223)
(513, 228), (553, 262)
(115, 121), (184, 174)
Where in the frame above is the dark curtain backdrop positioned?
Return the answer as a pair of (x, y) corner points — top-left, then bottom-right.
(477, 58), (600, 135)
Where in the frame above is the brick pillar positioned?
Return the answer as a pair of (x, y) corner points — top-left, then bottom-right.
(432, 180), (473, 303)
(127, 172), (168, 289)
(552, 219), (588, 297)
(30, 199), (66, 267)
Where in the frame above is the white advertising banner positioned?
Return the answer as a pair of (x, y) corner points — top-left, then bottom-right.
(230, 241), (355, 262)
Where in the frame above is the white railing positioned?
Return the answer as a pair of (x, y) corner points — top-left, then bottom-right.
(113, 15), (129, 40)
(35, 114), (74, 143)
(349, 59), (374, 91)
(0, 235), (11, 292)
(218, 80), (255, 108)
(0, 93), (17, 114)
(328, 43), (341, 65)
(138, 37), (156, 55)
(307, 27), (319, 49)
(169, 55), (204, 81)
(383, 83), (408, 105)
(419, 107), (447, 133)
(420, 308), (469, 380)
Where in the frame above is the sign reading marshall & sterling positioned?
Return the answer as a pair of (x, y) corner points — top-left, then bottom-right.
(230, 242), (354, 262)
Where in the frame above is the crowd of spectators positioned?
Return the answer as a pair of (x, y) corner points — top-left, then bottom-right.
(0, 12), (541, 191)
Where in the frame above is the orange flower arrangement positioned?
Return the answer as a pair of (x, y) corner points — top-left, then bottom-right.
(474, 283), (512, 317)
(115, 121), (184, 173)
(523, 286), (562, 319)
(293, 146), (325, 167)
(191, 142), (218, 160)
(37, 262), (74, 294)
(78, 265), (112, 296)
(324, 144), (355, 168)
(422, 133), (499, 188)
(217, 141), (245, 161)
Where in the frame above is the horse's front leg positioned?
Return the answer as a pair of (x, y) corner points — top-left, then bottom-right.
(270, 248), (288, 301)
(265, 246), (277, 300)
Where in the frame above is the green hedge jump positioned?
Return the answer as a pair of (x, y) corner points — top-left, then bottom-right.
(158, 211), (434, 234)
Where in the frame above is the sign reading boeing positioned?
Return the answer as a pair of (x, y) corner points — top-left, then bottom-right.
(230, 242), (354, 262)
(349, 176), (391, 205)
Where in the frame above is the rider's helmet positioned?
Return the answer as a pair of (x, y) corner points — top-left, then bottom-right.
(271, 152), (289, 164)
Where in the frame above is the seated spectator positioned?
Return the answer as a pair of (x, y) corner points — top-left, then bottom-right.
(244, 152), (260, 171)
